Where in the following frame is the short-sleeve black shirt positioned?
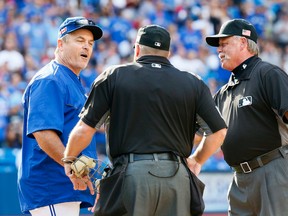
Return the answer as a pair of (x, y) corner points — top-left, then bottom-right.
(80, 55), (226, 159)
(214, 56), (288, 166)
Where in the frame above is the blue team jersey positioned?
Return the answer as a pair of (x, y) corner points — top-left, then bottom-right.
(18, 60), (97, 213)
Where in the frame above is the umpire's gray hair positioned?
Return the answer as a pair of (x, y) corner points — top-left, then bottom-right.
(235, 36), (259, 56)
(247, 38), (259, 56)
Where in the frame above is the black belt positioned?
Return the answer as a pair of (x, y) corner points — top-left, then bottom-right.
(232, 145), (288, 174)
(127, 153), (180, 163)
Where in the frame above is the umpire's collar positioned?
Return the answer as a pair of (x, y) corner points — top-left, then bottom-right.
(136, 55), (172, 66)
(227, 55), (259, 87)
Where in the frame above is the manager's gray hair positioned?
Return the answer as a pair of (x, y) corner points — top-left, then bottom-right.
(55, 34), (70, 55)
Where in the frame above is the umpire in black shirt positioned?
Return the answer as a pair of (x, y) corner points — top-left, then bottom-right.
(206, 19), (288, 216)
(63, 24), (227, 216)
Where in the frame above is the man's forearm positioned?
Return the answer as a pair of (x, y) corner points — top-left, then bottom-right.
(33, 130), (66, 166)
(64, 120), (97, 158)
(192, 128), (227, 165)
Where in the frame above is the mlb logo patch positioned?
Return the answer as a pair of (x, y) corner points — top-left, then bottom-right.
(154, 42), (161, 47)
(238, 96), (252, 108)
(151, 63), (161, 68)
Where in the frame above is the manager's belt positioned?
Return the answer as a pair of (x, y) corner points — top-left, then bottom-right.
(127, 153), (180, 163)
(232, 145), (288, 174)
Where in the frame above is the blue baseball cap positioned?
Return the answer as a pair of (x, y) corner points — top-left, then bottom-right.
(58, 16), (103, 40)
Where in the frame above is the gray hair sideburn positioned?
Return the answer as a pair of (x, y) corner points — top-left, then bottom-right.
(235, 35), (259, 56)
(55, 34), (70, 55)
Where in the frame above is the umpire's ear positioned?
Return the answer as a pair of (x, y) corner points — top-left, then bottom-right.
(133, 43), (141, 61)
(135, 44), (140, 56)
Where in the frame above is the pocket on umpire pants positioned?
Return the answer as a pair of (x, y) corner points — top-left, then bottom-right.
(181, 157), (205, 216)
(94, 165), (128, 216)
(189, 170), (205, 216)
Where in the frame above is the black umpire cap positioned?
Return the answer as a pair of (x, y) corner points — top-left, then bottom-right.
(206, 19), (258, 47)
(136, 24), (171, 51)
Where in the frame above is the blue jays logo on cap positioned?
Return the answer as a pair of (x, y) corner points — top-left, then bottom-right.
(58, 16), (103, 41)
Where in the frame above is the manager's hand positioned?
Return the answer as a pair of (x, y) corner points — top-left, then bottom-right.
(64, 163), (95, 195)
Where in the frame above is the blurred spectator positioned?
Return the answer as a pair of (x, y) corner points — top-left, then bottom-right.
(170, 43), (189, 69)
(80, 58), (99, 93)
(6, 115), (22, 148)
(148, 1), (173, 27)
(0, 21), (5, 49)
(109, 10), (133, 43)
(0, 0), (7, 22)
(137, 0), (156, 19)
(0, 31), (25, 73)
(207, 0), (230, 34)
(103, 41), (121, 68)
(178, 18), (203, 51)
(23, 53), (39, 82)
(283, 46), (288, 74)
(24, 10), (49, 64)
(259, 40), (282, 67)
(207, 77), (220, 95)
(45, 16), (61, 48)
(7, 72), (25, 117)
(246, 4), (269, 38)
(0, 82), (9, 147)
(5, 71), (25, 149)
(3, 1), (17, 29)
(272, 11), (288, 51)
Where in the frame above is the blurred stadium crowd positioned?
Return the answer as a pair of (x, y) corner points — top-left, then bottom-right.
(0, 0), (288, 172)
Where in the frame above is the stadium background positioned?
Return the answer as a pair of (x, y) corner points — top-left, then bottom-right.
(0, 0), (287, 215)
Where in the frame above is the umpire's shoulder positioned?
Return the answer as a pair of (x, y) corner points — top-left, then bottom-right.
(177, 68), (203, 81)
(93, 62), (135, 85)
(104, 62), (136, 75)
